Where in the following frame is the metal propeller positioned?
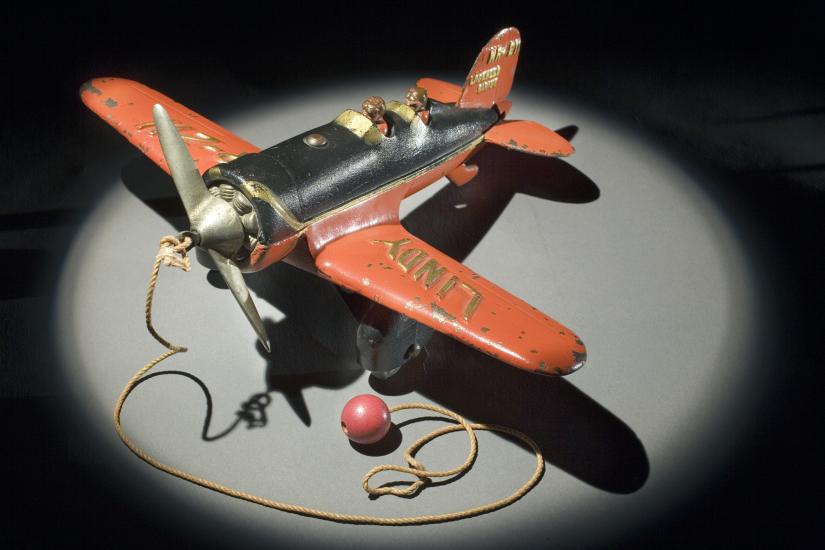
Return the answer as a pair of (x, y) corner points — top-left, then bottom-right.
(152, 104), (271, 353)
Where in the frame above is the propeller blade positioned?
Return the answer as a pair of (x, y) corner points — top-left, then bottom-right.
(152, 104), (212, 220)
(153, 104), (265, 351)
(208, 250), (271, 353)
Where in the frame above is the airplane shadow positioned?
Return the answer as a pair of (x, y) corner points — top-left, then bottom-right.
(204, 264), (366, 429)
(371, 338), (648, 494)
(121, 126), (650, 494)
(370, 139), (648, 494)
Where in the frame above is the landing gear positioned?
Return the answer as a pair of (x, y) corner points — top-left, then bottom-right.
(354, 300), (434, 380)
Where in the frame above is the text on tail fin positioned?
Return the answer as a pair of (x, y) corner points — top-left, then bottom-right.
(458, 27), (521, 109)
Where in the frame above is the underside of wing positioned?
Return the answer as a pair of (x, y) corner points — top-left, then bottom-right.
(316, 224), (586, 376)
(485, 120), (574, 157)
(80, 78), (260, 174)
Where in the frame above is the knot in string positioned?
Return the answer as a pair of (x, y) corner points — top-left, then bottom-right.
(157, 235), (193, 271)
(361, 403), (480, 498)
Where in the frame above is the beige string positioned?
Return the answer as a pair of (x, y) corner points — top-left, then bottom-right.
(113, 235), (546, 525)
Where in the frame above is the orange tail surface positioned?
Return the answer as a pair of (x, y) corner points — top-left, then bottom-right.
(458, 27), (521, 110)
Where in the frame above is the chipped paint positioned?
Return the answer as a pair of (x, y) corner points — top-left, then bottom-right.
(480, 326), (490, 333)
(80, 81), (102, 96)
(104, 97), (118, 108)
(431, 302), (456, 322)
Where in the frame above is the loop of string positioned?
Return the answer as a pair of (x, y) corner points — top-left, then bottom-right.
(112, 235), (545, 525)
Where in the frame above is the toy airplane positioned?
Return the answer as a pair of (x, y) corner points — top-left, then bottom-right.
(81, 27), (587, 378)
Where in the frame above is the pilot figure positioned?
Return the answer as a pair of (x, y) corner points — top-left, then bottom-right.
(361, 96), (388, 135)
(405, 85), (430, 123)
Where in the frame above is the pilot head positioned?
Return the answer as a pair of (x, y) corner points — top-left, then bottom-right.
(361, 96), (386, 123)
(405, 86), (428, 110)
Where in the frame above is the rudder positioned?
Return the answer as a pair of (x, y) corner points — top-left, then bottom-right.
(457, 27), (521, 109)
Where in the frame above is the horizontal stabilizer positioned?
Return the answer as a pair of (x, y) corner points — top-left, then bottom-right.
(485, 120), (575, 157)
(416, 78), (461, 104)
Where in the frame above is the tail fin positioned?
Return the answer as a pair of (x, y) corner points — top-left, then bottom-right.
(458, 27), (521, 109)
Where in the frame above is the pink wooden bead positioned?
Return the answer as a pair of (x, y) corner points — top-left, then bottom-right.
(340, 394), (391, 444)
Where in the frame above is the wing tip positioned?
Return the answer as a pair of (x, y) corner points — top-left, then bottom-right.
(79, 77), (143, 99)
(78, 76), (116, 95)
(79, 79), (103, 99)
(485, 119), (576, 158)
(79, 77), (140, 114)
(553, 142), (575, 157)
(533, 343), (587, 377)
(568, 347), (587, 374)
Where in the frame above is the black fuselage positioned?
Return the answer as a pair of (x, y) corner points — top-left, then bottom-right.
(206, 101), (499, 244)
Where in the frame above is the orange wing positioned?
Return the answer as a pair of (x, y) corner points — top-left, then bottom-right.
(80, 78), (260, 175)
(485, 120), (574, 157)
(316, 224), (586, 376)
